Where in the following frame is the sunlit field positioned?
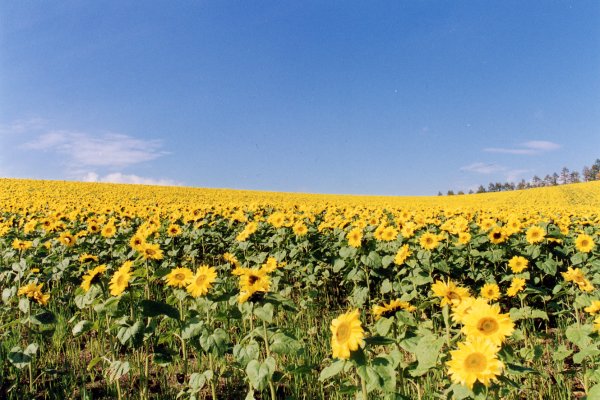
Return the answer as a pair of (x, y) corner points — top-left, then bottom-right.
(1, 178), (599, 399)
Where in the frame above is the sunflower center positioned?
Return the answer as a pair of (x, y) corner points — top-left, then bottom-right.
(248, 274), (259, 285)
(175, 273), (185, 281)
(493, 232), (501, 239)
(447, 291), (461, 301)
(336, 322), (351, 343)
(196, 275), (206, 285)
(425, 237), (433, 244)
(581, 239), (589, 247)
(116, 274), (125, 286)
(477, 317), (499, 334)
(464, 352), (487, 372)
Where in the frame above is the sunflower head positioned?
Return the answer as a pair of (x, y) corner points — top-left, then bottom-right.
(447, 337), (504, 389)
(330, 309), (365, 359)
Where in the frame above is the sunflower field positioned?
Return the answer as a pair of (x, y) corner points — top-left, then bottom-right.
(1, 178), (600, 400)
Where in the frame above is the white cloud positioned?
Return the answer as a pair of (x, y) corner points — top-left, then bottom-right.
(506, 169), (531, 182)
(22, 130), (167, 168)
(460, 162), (506, 174)
(82, 171), (182, 186)
(484, 140), (561, 155)
(0, 118), (47, 136)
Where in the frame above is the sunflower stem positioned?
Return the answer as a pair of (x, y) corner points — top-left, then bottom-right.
(360, 372), (368, 400)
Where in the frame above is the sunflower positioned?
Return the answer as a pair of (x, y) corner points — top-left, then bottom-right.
(480, 283), (501, 301)
(79, 254), (99, 263)
(101, 224), (116, 238)
(488, 227), (507, 244)
(393, 244), (411, 265)
(12, 239), (33, 251)
(330, 309), (365, 359)
(109, 261), (133, 296)
(293, 222), (308, 236)
(260, 257), (279, 273)
(595, 316), (600, 332)
(223, 252), (241, 268)
(81, 265), (107, 292)
(141, 242), (163, 260)
(457, 232), (471, 245)
(462, 299), (514, 345)
(167, 224), (182, 237)
(575, 234), (595, 253)
(506, 277), (526, 297)
(187, 265), (217, 298)
(419, 232), (440, 250)
(373, 299), (415, 320)
(129, 234), (147, 251)
(379, 226), (398, 242)
(431, 279), (470, 307)
(451, 296), (477, 324)
(525, 226), (545, 244)
(584, 300), (600, 315)
(18, 282), (50, 306)
(238, 269), (271, 303)
(165, 267), (194, 288)
(508, 256), (528, 273)
(447, 337), (504, 389)
(58, 232), (76, 247)
(347, 228), (363, 248)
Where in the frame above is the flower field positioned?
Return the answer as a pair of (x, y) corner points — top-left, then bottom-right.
(1, 178), (600, 399)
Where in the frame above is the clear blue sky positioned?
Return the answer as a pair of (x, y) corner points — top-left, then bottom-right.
(1, 1), (599, 195)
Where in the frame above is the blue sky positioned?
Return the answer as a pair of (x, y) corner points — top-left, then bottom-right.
(1, 1), (599, 195)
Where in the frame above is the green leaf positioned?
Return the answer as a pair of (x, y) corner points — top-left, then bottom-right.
(333, 259), (346, 273)
(8, 346), (31, 369)
(364, 251), (382, 268)
(107, 360), (130, 383)
(270, 332), (302, 356)
(246, 357), (276, 390)
(574, 347), (600, 364)
(375, 317), (394, 336)
(72, 320), (94, 337)
(30, 310), (56, 325)
(188, 372), (207, 393)
(319, 359), (345, 381)
(552, 345), (573, 363)
(380, 279), (392, 294)
(410, 333), (444, 376)
(199, 328), (228, 355)
(233, 341), (260, 367)
(181, 317), (204, 340)
(141, 300), (180, 320)
(117, 321), (144, 347)
(253, 302), (274, 323)
(587, 384), (600, 400)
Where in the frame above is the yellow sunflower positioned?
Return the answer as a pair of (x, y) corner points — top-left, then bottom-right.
(447, 337), (504, 389)
(488, 227), (507, 244)
(58, 232), (76, 247)
(330, 309), (365, 359)
(480, 283), (500, 301)
(165, 267), (194, 288)
(141, 242), (163, 260)
(419, 232), (440, 250)
(584, 300), (600, 315)
(167, 224), (182, 237)
(575, 234), (595, 253)
(525, 226), (545, 244)
(238, 269), (271, 303)
(109, 261), (133, 296)
(431, 279), (470, 307)
(508, 256), (528, 273)
(347, 227), (363, 248)
(80, 265), (107, 292)
(393, 244), (411, 265)
(293, 222), (308, 236)
(462, 299), (514, 345)
(506, 277), (526, 297)
(187, 265), (217, 298)
(373, 299), (415, 320)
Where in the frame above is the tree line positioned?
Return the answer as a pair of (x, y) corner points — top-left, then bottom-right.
(440, 158), (600, 196)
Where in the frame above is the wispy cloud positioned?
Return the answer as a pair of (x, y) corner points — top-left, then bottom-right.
(460, 162), (506, 174)
(484, 140), (561, 155)
(22, 130), (167, 168)
(0, 118), (47, 136)
(82, 172), (182, 186)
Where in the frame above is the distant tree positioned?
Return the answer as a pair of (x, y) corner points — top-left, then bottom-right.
(457, 190), (465, 195)
(487, 183), (496, 192)
(532, 175), (542, 187)
(570, 171), (581, 183)
(468, 189), (474, 194)
(437, 191), (443, 196)
(559, 167), (570, 184)
(517, 179), (527, 190)
(583, 166), (594, 182)
(447, 190), (455, 196)
(477, 185), (486, 193)
(551, 172), (559, 185)
(591, 159), (600, 180)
